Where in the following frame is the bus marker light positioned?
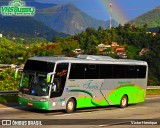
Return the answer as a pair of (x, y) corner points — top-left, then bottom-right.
(62, 101), (66, 106)
(52, 102), (56, 106)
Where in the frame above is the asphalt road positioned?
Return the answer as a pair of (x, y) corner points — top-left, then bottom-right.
(0, 96), (160, 128)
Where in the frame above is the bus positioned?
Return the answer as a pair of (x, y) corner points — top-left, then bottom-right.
(15, 55), (148, 113)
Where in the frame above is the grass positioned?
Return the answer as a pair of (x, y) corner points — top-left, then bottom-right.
(146, 89), (160, 95)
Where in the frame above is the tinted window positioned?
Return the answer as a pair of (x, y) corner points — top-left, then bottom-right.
(126, 65), (146, 78)
(69, 63), (146, 79)
(100, 64), (113, 79)
(85, 64), (99, 79)
(50, 63), (69, 98)
(126, 65), (138, 78)
(69, 63), (85, 79)
(137, 65), (147, 78)
(113, 65), (126, 78)
(24, 60), (54, 73)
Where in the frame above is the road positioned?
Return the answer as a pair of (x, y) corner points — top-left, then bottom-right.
(0, 96), (160, 128)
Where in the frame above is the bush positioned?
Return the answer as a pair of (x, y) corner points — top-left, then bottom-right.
(0, 68), (20, 91)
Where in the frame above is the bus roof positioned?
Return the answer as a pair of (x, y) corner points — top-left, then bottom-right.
(28, 55), (147, 66)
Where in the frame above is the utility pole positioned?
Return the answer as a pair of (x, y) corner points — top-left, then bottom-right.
(109, 3), (112, 29)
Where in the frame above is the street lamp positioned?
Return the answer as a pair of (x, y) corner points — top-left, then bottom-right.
(109, 3), (112, 29)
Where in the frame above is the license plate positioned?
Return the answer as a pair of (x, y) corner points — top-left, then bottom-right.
(28, 102), (33, 106)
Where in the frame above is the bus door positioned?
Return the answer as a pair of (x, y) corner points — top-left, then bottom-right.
(50, 63), (69, 98)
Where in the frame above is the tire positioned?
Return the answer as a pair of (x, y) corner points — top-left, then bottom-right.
(120, 95), (128, 108)
(66, 98), (76, 113)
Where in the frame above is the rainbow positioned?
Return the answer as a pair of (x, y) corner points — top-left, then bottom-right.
(101, 0), (128, 24)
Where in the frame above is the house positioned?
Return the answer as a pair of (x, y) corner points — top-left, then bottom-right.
(25, 44), (30, 49)
(111, 42), (119, 47)
(115, 47), (125, 53)
(139, 48), (149, 56)
(73, 48), (84, 54)
(98, 43), (106, 49)
(97, 44), (111, 52)
(45, 44), (56, 50)
(115, 47), (127, 58)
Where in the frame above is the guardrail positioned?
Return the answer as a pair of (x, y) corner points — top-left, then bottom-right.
(147, 86), (160, 89)
(0, 91), (18, 95)
(0, 86), (159, 96)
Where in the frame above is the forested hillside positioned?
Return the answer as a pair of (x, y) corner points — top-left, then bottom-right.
(1, 24), (160, 90)
(0, 17), (67, 41)
(130, 6), (160, 29)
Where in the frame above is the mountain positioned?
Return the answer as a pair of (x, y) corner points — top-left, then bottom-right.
(0, 0), (57, 8)
(0, 1), (67, 40)
(0, 16), (66, 40)
(130, 6), (160, 28)
(0, 1), (118, 37)
(34, 4), (118, 34)
(25, 0), (57, 9)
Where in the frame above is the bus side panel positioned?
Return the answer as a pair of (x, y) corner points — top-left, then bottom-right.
(101, 79), (147, 105)
(66, 79), (109, 108)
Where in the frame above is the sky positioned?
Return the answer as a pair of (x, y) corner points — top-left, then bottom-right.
(37, 0), (160, 24)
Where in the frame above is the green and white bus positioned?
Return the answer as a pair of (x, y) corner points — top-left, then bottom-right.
(16, 55), (148, 113)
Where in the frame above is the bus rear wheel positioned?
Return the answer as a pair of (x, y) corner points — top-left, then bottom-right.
(120, 95), (128, 108)
(66, 98), (75, 113)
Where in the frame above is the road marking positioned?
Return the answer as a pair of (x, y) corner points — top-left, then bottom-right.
(99, 125), (107, 127)
(54, 113), (82, 117)
(54, 112), (92, 117)
(119, 106), (148, 110)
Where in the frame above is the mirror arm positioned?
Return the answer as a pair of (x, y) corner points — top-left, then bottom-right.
(14, 68), (21, 78)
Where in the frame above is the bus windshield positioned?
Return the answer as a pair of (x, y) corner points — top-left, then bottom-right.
(20, 72), (50, 96)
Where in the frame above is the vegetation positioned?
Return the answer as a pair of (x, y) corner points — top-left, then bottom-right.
(0, 24), (160, 91)
(130, 6), (160, 29)
(129, 6), (160, 35)
(0, 68), (20, 91)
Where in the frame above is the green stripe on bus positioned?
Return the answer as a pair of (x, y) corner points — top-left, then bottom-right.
(107, 85), (145, 105)
(69, 89), (109, 108)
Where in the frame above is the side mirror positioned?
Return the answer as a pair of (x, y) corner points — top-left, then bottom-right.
(14, 69), (19, 78)
(46, 72), (55, 83)
(47, 75), (51, 83)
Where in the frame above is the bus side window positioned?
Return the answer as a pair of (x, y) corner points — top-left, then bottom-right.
(113, 65), (125, 79)
(99, 64), (113, 79)
(137, 65), (147, 78)
(85, 64), (99, 79)
(69, 63), (85, 79)
(126, 65), (138, 78)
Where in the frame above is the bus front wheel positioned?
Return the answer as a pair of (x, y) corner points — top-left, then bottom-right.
(120, 95), (128, 108)
(66, 98), (76, 113)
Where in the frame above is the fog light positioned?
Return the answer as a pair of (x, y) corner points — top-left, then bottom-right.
(40, 98), (48, 102)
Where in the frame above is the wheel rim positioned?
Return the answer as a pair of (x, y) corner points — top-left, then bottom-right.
(68, 101), (73, 111)
(122, 97), (127, 106)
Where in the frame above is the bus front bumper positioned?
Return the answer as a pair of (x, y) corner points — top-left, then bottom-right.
(18, 97), (50, 110)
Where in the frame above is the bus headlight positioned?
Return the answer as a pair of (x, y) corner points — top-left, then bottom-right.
(40, 98), (49, 102)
